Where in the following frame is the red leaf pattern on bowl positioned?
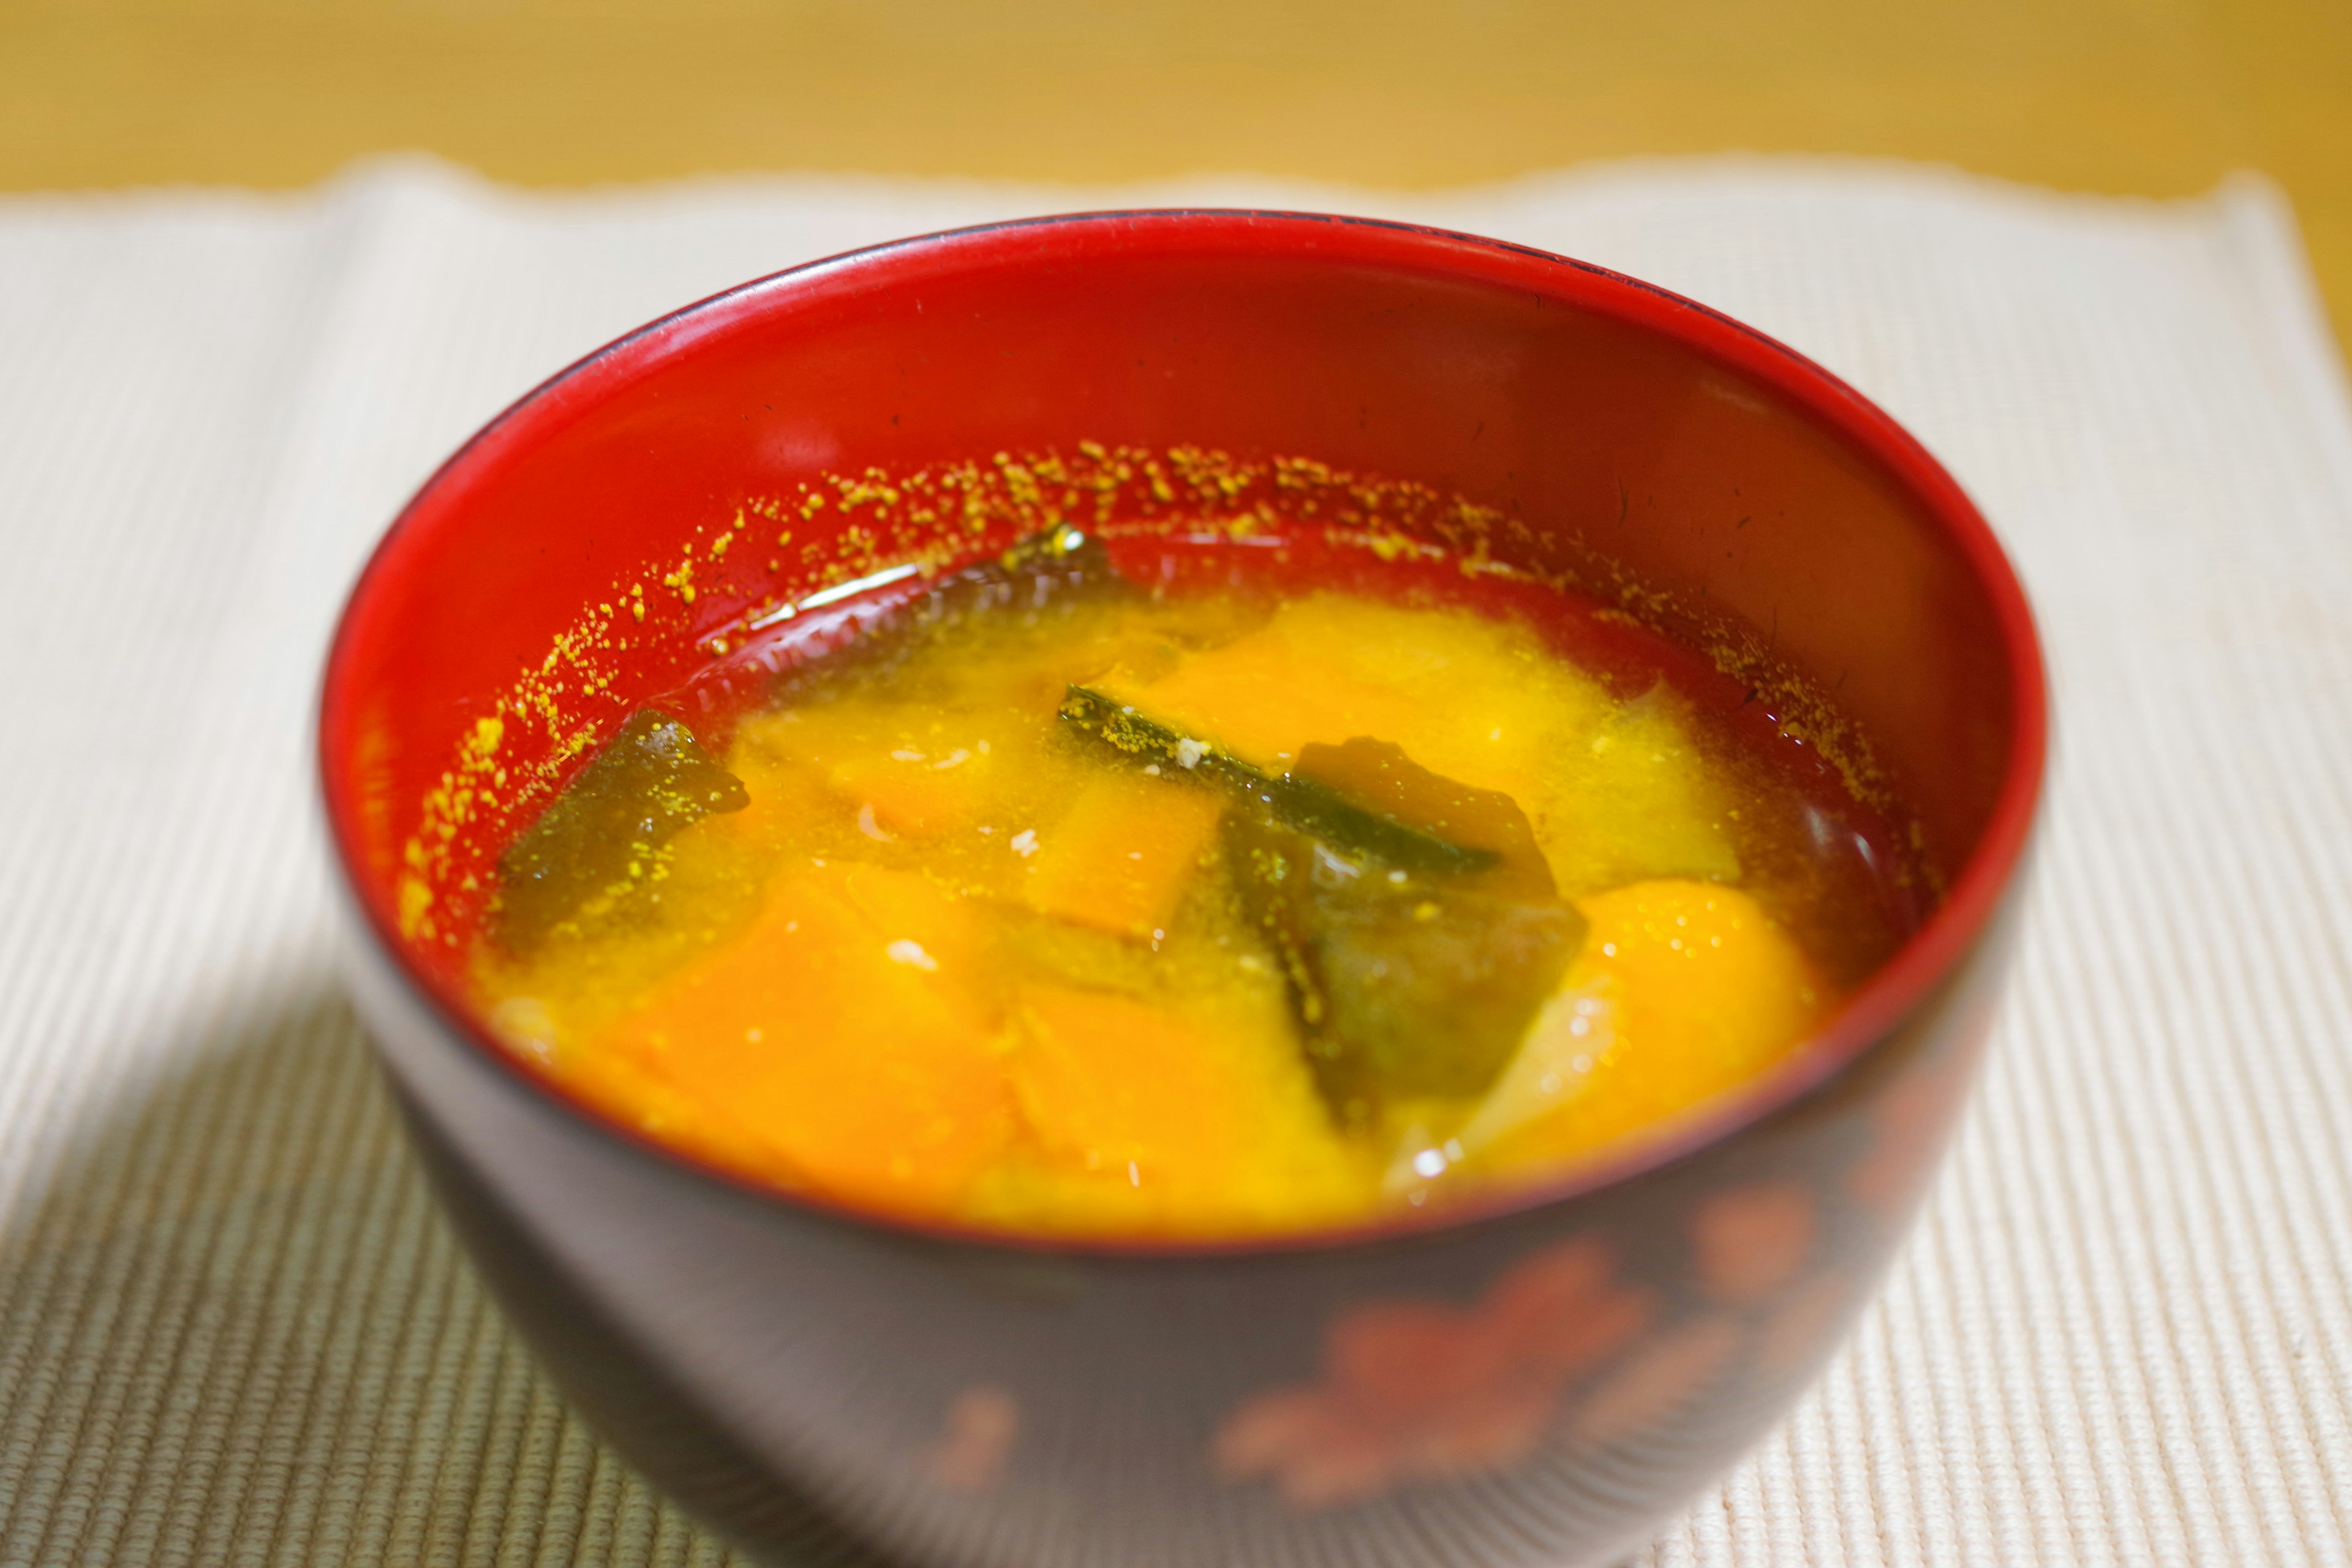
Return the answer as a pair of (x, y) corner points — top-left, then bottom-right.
(1566, 1315), (1743, 1447)
(1690, 1182), (1817, 1303)
(927, 1384), (1020, 1494)
(1214, 1237), (1653, 1509)
(1847, 1051), (1970, 1219)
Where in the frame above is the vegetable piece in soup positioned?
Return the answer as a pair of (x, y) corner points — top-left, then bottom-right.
(470, 529), (1913, 1237)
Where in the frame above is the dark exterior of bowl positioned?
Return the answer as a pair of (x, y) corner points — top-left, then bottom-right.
(320, 211), (2045, 1568)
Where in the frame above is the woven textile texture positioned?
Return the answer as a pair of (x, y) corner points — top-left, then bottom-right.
(1, 157), (2348, 1567)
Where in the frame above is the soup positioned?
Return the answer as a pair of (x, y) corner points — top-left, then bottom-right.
(469, 524), (1915, 1238)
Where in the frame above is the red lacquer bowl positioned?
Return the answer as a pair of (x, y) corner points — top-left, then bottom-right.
(319, 211), (2045, 1568)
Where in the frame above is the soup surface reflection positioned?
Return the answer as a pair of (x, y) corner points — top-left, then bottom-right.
(472, 527), (1917, 1237)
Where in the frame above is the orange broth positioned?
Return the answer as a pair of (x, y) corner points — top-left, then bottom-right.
(469, 528), (1916, 1238)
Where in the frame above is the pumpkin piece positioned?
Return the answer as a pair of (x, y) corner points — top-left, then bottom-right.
(1057, 687), (1492, 878)
(1291, 736), (1554, 900)
(601, 863), (1012, 1212)
(1011, 987), (1255, 1178)
(1095, 601), (1450, 773)
(551, 1023), (785, 1181)
(828, 745), (1007, 839)
(764, 712), (1004, 840)
(1466, 880), (1826, 1169)
(1226, 814), (1584, 1122)
(1093, 594), (1605, 797)
(1021, 772), (1224, 939)
(1005, 985), (1352, 1227)
(838, 861), (987, 975)
(1530, 689), (1741, 898)
(1090, 595), (1739, 896)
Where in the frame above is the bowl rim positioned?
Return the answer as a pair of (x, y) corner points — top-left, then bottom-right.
(318, 206), (2048, 1261)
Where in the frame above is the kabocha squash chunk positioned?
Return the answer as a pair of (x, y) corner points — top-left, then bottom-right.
(1093, 593), (1610, 790)
(1063, 690), (1586, 1119)
(1290, 737), (1555, 901)
(1466, 881), (1826, 1168)
(493, 709), (748, 952)
(1532, 688), (1743, 897)
(1013, 988), (1259, 1185)
(797, 720), (1001, 839)
(1092, 594), (1741, 897)
(1022, 772), (1225, 938)
(1226, 806), (1586, 1123)
(1005, 986), (1357, 1231)
(600, 864), (1012, 1213)
(1058, 686), (1493, 878)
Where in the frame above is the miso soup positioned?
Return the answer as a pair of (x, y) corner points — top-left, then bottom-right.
(469, 524), (1915, 1238)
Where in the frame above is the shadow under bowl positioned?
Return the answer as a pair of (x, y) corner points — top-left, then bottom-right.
(318, 210), (2045, 1568)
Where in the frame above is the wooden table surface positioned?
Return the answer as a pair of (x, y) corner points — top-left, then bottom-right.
(3, 0), (2346, 350)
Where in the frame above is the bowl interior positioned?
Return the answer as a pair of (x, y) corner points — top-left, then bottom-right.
(320, 210), (2041, 1201)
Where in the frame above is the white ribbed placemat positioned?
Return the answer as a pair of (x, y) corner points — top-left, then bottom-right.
(2, 155), (2348, 1567)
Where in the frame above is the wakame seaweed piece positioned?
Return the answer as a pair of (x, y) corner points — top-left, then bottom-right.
(1226, 814), (1586, 1121)
(1057, 685), (1496, 879)
(772, 526), (1137, 705)
(492, 709), (750, 952)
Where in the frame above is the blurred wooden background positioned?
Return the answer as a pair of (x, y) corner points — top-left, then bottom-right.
(3, 0), (2346, 345)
